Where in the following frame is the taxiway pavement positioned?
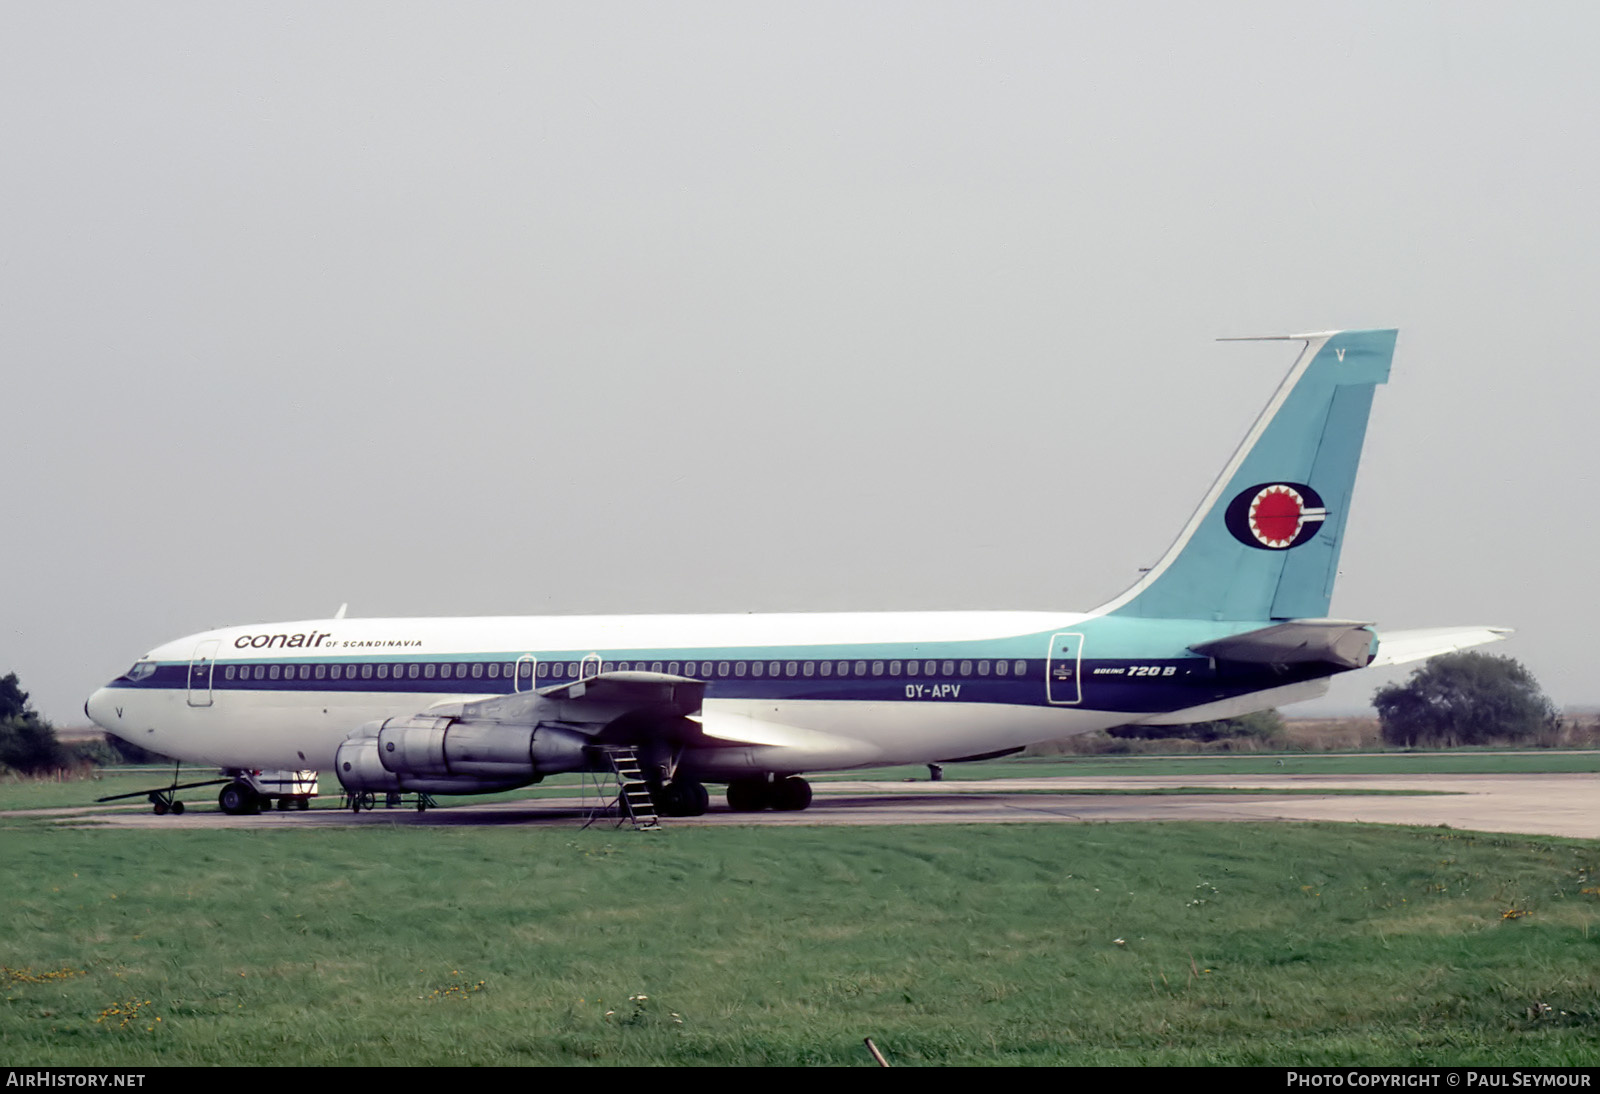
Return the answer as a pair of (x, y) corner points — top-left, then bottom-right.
(40, 772), (1598, 839)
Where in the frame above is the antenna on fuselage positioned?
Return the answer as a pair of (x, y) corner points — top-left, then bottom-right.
(333, 603), (348, 620)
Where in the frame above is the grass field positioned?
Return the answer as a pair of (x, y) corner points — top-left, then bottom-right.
(2, 821), (1596, 1066)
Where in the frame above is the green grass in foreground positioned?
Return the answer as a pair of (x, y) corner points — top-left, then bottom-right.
(2, 823), (1596, 1065)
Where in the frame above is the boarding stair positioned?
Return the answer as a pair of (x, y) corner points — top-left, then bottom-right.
(585, 746), (661, 831)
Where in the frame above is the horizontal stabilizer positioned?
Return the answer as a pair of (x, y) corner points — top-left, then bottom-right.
(1369, 627), (1513, 668)
(1190, 620), (1376, 670)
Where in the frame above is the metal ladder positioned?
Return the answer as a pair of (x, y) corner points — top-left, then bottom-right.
(589, 746), (661, 831)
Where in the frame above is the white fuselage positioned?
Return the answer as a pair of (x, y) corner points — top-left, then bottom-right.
(87, 610), (1154, 775)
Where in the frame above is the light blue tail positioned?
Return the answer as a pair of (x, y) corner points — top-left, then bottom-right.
(1101, 329), (1397, 622)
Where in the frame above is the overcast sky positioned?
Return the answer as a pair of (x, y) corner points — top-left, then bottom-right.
(4, 2), (1595, 724)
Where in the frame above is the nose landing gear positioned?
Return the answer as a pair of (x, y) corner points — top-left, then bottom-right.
(218, 781), (259, 815)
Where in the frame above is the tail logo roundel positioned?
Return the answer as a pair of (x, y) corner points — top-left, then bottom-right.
(1224, 482), (1328, 550)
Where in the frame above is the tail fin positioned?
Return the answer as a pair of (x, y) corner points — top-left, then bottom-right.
(1098, 329), (1397, 622)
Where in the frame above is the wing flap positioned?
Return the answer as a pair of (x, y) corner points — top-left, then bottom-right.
(695, 711), (883, 768)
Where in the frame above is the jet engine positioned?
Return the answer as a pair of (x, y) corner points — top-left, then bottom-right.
(334, 714), (592, 795)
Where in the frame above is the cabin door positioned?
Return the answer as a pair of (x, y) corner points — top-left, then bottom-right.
(1046, 632), (1083, 705)
(187, 640), (220, 707)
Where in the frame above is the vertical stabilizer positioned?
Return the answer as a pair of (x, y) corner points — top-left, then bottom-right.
(1098, 329), (1396, 621)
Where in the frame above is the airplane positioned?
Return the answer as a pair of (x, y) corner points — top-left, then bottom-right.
(85, 328), (1509, 818)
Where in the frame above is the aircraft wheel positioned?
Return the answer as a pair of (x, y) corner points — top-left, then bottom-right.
(218, 782), (258, 816)
(664, 779), (709, 817)
(655, 782), (687, 817)
(726, 777), (769, 812)
(295, 797), (309, 811)
(771, 776), (812, 812)
(276, 796), (291, 811)
(152, 799), (168, 816)
(171, 801), (185, 815)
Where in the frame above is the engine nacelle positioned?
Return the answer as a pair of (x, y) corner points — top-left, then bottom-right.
(334, 716), (592, 795)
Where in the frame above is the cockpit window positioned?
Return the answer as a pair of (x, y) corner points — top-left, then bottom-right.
(127, 662), (157, 682)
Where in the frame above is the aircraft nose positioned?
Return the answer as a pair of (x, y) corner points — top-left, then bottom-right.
(85, 687), (117, 731)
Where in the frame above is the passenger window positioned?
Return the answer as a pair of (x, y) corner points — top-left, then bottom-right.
(906, 660), (918, 676)
(735, 661), (746, 677)
(268, 665), (280, 680)
(752, 662), (764, 677)
(361, 664), (373, 679)
(855, 661), (868, 676)
(872, 661), (884, 676)
(978, 660), (990, 676)
(315, 664), (326, 680)
(925, 660), (937, 676)
(224, 666), (235, 680)
(819, 661), (832, 676)
(488, 664), (499, 679)
(996, 660), (1008, 676)
(942, 661), (955, 676)
(1014, 659), (1026, 676)
(471, 663), (483, 679)
(889, 661), (901, 676)
(536, 662), (548, 678)
(718, 661), (730, 676)
(959, 660), (971, 676)
(837, 661), (849, 676)
(802, 661), (814, 677)
(409, 664), (420, 679)
(377, 665), (389, 679)
(786, 661), (797, 676)
(700, 661), (712, 676)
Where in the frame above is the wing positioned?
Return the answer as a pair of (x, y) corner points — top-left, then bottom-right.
(1368, 627), (1513, 668)
(431, 670), (706, 725)
(341, 671), (714, 796)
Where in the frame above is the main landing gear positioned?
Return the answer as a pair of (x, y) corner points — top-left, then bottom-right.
(725, 775), (812, 812)
(656, 778), (711, 817)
